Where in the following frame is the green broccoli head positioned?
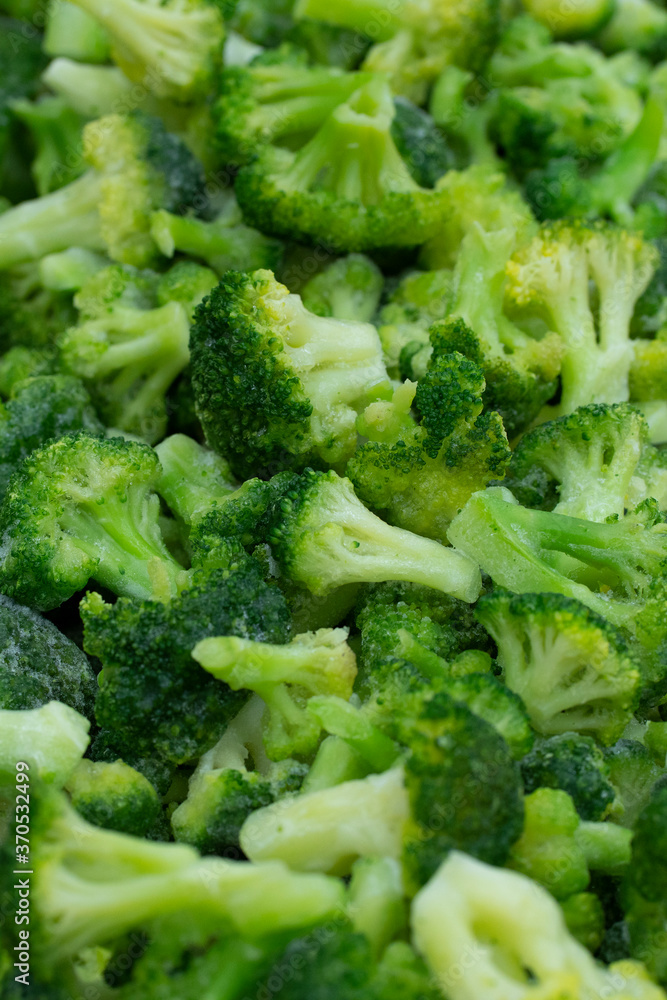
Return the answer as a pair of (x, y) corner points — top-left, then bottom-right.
(0, 595), (96, 717)
(376, 268), (454, 379)
(65, 758), (166, 839)
(348, 350), (511, 541)
(301, 254), (383, 323)
(190, 269), (390, 479)
(476, 590), (640, 744)
(235, 77), (450, 253)
(505, 403), (653, 521)
(520, 733), (616, 821)
(66, 0), (225, 100)
(268, 468), (482, 602)
(0, 375), (103, 503)
(84, 554), (290, 766)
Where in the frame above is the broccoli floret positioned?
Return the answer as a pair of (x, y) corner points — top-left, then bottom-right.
(475, 590), (640, 744)
(0, 701), (90, 786)
(438, 672), (534, 759)
(235, 78), (449, 253)
(59, 274), (192, 444)
(520, 734), (617, 820)
(65, 759), (166, 839)
(596, 0), (667, 60)
(301, 254), (383, 323)
(0, 263), (77, 352)
(376, 268), (454, 378)
(155, 260), (218, 318)
(0, 777), (345, 979)
(0, 347), (59, 398)
(213, 56), (374, 165)
(268, 468), (482, 602)
(171, 698), (307, 855)
(605, 739), (664, 827)
(348, 351), (511, 540)
(190, 269), (390, 479)
(505, 404), (656, 521)
(390, 96), (455, 189)
(0, 433), (190, 611)
(429, 65), (501, 170)
(0, 594), (96, 717)
(194, 627), (358, 759)
(0, 375), (103, 503)
(65, 0), (225, 100)
(150, 204), (283, 277)
(0, 112), (207, 271)
(628, 784), (667, 902)
(561, 892), (606, 952)
(293, 0), (500, 101)
(241, 692), (523, 887)
(88, 727), (175, 797)
(507, 222), (657, 415)
(155, 433), (237, 529)
(9, 96), (87, 197)
(412, 851), (659, 1000)
(84, 553), (289, 766)
(228, 0), (294, 46)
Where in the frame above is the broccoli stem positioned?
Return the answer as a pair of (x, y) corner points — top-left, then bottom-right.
(150, 210), (279, 275)
(0, 171), (104, 270)
(44, 0), (110, 63)
(294, 0), (401, 39)
(307, 695), (400, 771)
(42, 58), (135, 118)
(301, 735), (370, 793)
(574, 821), (633, 874)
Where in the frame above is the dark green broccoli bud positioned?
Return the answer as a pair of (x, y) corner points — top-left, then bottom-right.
(84, 553), (290, 766)
(301, 254), (383, 323)
(508, 788), (591, 899)
(390, 97), (455, 189)
(242, 693), (523, 888)
(88, 727), (175, 796)
(628, 784), (667, 902)
(0, 433), (191, 611)
(449, 488), (667, 634)
(524, 97), (663, 225)
(412, 850), (656, 1000)
(0, 347), (59, 398)
(171, 698), (307, 855)
(0, 700), (90, 786)
(605, 739), (664, 828)
(625, 889), (667, 986)
(596, 0), (667, 60)
(0, 14), (47, 178)
(228, 0), (294, 45)
(376, 268), (454, 379)
(213, 57), (374, 165)
(190, 268), (391, 479)
(235, 77), (450, 253)
(64, 0), (225, 100)
(0, 595), (96, 717)
(194, 627), (358, 759)
(9, 96), (87, 196)
(476, 590), (640, 744)
(505, 404), (658, 519)
(439, 672), (534, 760)
(268, 468), (482, 602)
(520, 734), (617, 821)
(65, 759), (166, 839)
(293, 0), (501, 99)
(0, 112), (208, 271)
(0, 776), (345, 978)
(348, 351), (511, 540)
(0, 375), (103, 503)
(151, 204), (283, 277)
(0, 263), (77, 353)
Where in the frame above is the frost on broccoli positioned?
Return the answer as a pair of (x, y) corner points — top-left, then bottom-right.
(235, 77), (450, 253)
(268, 468), (482, 603)
(0, 433), (189, 611)
(66, 0), (225, 100)
(347, 350), (511, 541)
(190, 269), (390, 479)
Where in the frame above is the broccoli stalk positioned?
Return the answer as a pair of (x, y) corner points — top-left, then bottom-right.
(0, 701), (90, 786)
(193, 627), (358, 759)
(268, 469), (482, 603)
(151, 207), (283, 276)
(155, 434), (237, 526)
(0, 779), (345, 977)
(0, 433), (190, 610)
(66, 0), (225, 100)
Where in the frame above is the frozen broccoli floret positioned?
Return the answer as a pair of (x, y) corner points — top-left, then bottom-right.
(155, 433), (237, 530)
(83, 553), (289, 766)
(241, 692), (523, 888)
(605, 739), (664, 828)
(65, 758), (166, 839)
(0, 594), (96, 718)
(412, 851), (659, 1000)
(0, 263), (77, 352)
(301, 254), (383, 323)
(190, 268), (391, 479)
(194, 627), (357, 759)
(268, 468), (482, 602)
(0, 347), (59, 398)
(348, 350), (511, 540)
(476, 590), (640, 744)
(88, 727), (175, 797)
(0, 700), (90, 786)
(520, 733), (617, 820)
(9, 96), (87, 197)
(0, 112), (208, 271)
(390, 96), (454, 189)
(65, 0), (225, 100)
(628, 784), (667, 902)
(235, 78), (450, 253)
(0, 433), (190, 611)
(376, 268), (454, 378)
